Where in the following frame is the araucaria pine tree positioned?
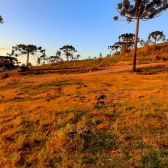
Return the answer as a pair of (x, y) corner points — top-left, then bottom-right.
(114, 0), (168, 72)
(0, 15), (4, 24)
(8, 44), (46, 67)
(48, 50), (63, 63)
(148, 30), (166, 44)
(119, 33), (139, 51)
(60, 45), (77, 61)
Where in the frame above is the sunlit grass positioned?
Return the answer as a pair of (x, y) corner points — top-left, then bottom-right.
(1, 63), (168, 167)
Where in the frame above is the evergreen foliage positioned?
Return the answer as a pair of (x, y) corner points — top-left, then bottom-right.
(48, 50), (63, 63)
(0, 56), (18, 69)
(0, 15), (4, 24)
(8, 44), (46, 67)
(119, 33), (140, 51)
(60, 45), (77, 61)
(148, 30), (166, 44)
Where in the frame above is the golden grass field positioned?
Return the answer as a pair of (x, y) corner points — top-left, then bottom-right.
(1, 60), (168, 167)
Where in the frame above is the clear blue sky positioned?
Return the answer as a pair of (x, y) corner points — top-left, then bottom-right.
(0, 0), (168, 65)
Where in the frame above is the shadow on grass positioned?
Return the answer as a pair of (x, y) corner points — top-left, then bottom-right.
(38, 80), (82, 88)
(137, 65), (168, 75)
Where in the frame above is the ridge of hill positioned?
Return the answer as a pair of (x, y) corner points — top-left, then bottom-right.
(34, 42), (168, 70)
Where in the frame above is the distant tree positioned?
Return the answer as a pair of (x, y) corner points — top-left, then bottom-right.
(60, 45), (77, 61)
(42, 61), (45, 65)
(48, 50), (62, 63)
(119, 33), (140, 51)
(99, 53), (103, 58)
(114, 0), (168, 72)
(0, 15), (4, 24)
(148, 31), (166, 44)
(74, 54), (81, 60)
(0, 56), (18, 69)
(140, 39), (146, 47)
(8, 44), (46, 67)
(108, 41), (124, 54)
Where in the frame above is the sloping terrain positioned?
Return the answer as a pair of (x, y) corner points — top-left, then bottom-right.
(35, 42), (168, 70)
(1, 63), (168, 167)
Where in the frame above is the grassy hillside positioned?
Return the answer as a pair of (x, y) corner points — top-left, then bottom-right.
(1, 64), (168, 167)
(34, 42), (168, 70)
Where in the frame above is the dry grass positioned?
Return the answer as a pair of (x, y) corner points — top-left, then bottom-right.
(1, 64), (168, 167)
(1, 71), (22, 83)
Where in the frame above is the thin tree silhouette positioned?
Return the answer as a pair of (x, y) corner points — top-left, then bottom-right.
(48, 50), (63, 63)
(60, 45), (77, 61)
(108, 41), (124, 54)
(8, 44), (46, 67)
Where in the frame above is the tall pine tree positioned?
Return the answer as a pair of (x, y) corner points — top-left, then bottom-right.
(114, 0), (168, 72)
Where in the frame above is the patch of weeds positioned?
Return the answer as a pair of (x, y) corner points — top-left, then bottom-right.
(56, 124), (75, 138)
(56, 108), (86, 117)
(20, 118), (37, 134)
(94, 105), (105, 110)
(82, 157), (96, 165)
(113, 119), (119, 131)
(38, 80), (82, 88)
(143, 150), (168, 168)
(71, 113), (83, 124)
(54, 118), (66, 129)
(20, 118), (33, 128)
(81, 131), (118, 155)
(82, 115), (89, 121)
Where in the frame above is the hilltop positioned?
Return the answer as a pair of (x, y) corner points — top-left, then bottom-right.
(0, 44), (168, 167)
(34, 42), (168, 70)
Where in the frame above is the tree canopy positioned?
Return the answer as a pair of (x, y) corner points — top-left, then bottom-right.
(48, 50), (63, 63)
(148, 30), (166, 44)
(0, 56), (18, 69)
(114, 0), (168, 72)
(8, 44), (46, 67)
(108, 33), (139, 54)
(74, 54), (81, 60)
(119, 33), (139, 51)
(60, 45), (77, 61)
(108, 42), (124, 54)
(0, 15), (4, 24)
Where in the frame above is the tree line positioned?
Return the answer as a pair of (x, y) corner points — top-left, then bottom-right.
(1, 0), (168, 71)
(0, 15), (81, 69)
(108, 30), (167, 55)
(0, 44), (81, 69)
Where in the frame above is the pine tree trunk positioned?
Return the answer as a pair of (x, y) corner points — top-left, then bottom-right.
(66, 50), (69, 61)
(27, 51), (29, 67)
(132, 17), (140, 72)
